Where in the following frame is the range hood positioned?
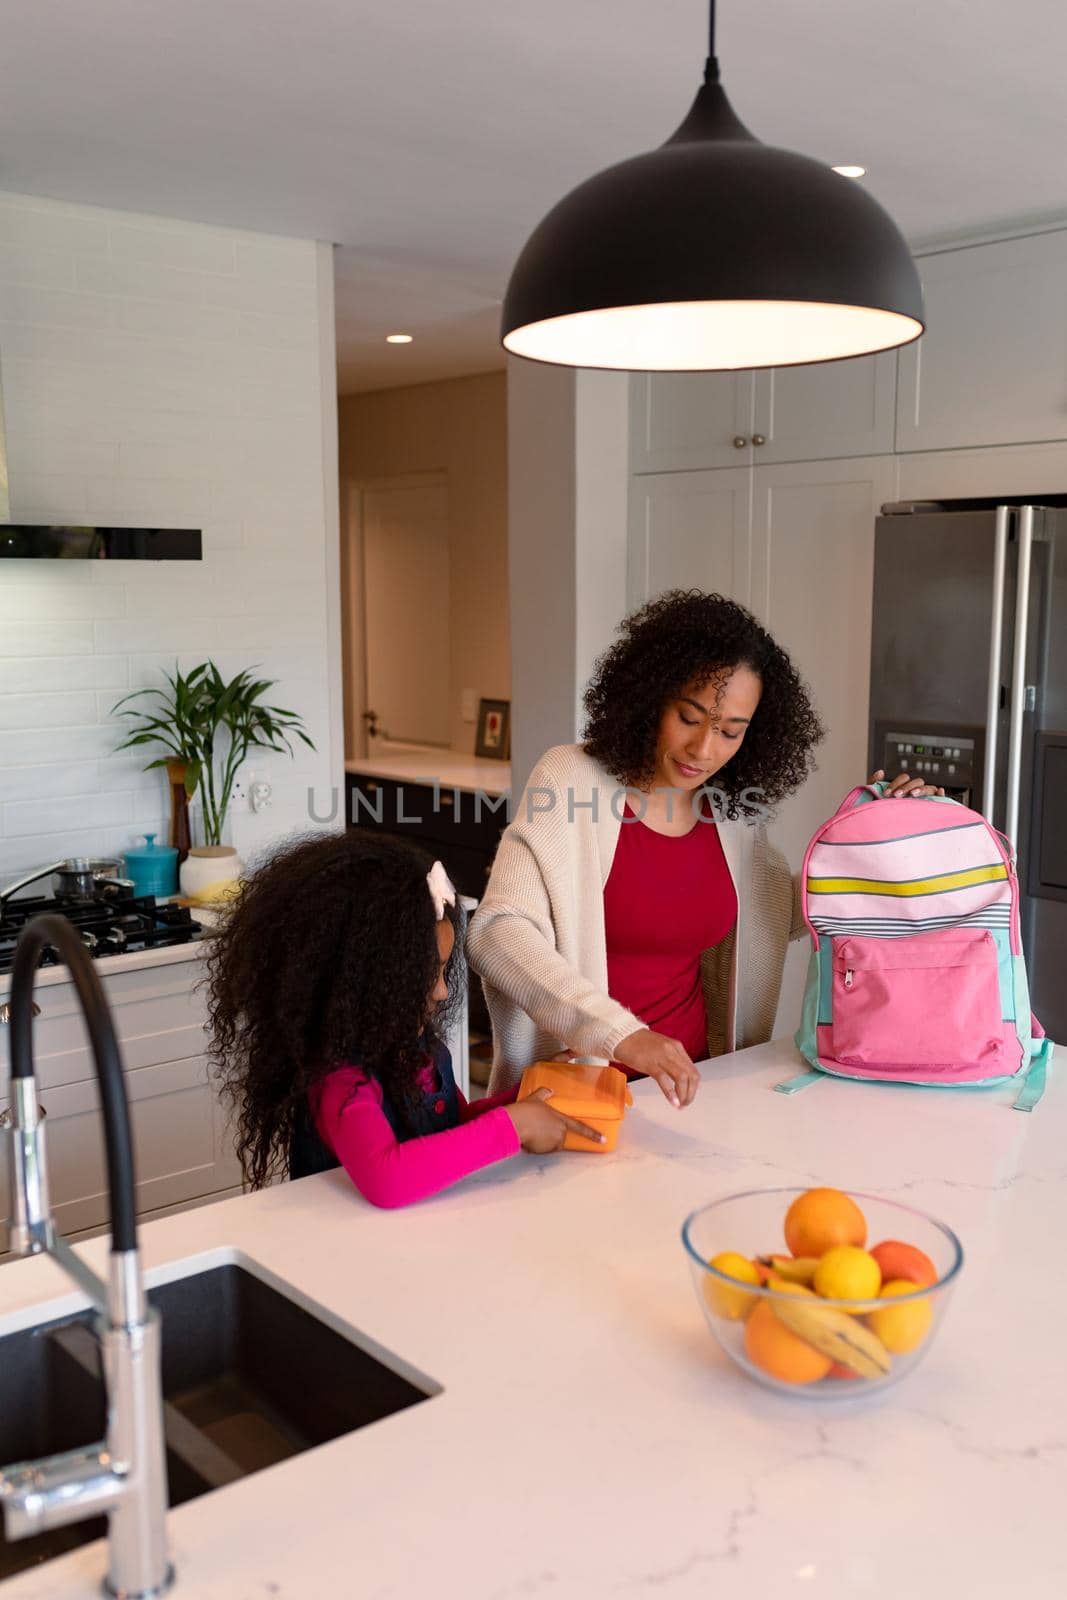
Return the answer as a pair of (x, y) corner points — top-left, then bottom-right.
(0, 525), (202, 560)
(0, 367), (200, 561)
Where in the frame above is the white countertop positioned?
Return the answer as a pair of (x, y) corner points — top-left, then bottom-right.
(346, 748), (511, 797)
(1, 1037), (1065, 1599)
(0, 937), (205, 998)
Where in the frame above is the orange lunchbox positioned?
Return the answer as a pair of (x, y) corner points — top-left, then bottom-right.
(516, 1062), (633, 1153)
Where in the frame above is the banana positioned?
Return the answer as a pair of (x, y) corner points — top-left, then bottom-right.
(757, 1254), (820, 1286)
(769, 1283), (893, 1378)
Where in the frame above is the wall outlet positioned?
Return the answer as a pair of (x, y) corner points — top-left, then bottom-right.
(460, 688), (478, 723)
(251, 780), (273, 814)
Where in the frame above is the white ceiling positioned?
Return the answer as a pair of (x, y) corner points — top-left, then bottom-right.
(4, 1), (1066, 394)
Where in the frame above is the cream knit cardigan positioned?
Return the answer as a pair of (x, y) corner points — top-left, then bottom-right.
(467, 743), (805, 1093)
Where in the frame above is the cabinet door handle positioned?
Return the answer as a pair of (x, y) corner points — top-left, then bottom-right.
(751, 433), (766, 447)
(439, 791), (454, 807)
(364, 780), (378, 793)
(732, 435), (748, 449)
(0, 1099), (46, 1127)
(0, 1001), (40, 1025)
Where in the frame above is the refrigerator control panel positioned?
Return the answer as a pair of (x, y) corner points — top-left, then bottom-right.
(884, 730), (976, 782)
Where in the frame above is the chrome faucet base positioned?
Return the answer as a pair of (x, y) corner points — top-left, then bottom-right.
(103, 1561), (176, 1600)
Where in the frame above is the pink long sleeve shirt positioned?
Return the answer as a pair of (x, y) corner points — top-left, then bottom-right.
(310, 1059), (520, 1209)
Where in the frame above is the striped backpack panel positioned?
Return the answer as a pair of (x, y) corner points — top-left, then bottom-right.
(789, 784), (1052, 1109)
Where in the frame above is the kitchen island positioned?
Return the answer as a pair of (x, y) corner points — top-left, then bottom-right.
(1, 1036), (1064, 1599)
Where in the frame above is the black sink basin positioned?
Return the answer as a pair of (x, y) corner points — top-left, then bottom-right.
(0, 1259), (436, 1581)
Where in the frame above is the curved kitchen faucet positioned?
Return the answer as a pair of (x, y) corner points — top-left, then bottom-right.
(0, 914), (172, 1597)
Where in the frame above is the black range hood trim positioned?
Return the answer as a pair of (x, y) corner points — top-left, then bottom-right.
(0, 526), (202, 560)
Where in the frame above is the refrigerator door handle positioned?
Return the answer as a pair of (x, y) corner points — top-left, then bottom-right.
(982, 504), (1011, 823)
(1005, 505), (1035, 844)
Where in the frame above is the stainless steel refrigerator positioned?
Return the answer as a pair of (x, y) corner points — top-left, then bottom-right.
(869, 500), (1067, 1043)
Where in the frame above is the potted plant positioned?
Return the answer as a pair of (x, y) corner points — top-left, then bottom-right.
(112, 663), (315, 903)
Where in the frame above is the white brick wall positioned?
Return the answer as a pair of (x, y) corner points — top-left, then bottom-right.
(0, 191), (343, 882)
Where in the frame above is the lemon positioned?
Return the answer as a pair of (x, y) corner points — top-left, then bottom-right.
(705, 1251), (761, 1321)
(813, 1245), (882, 1304)
(867, 1279), (933, 1353)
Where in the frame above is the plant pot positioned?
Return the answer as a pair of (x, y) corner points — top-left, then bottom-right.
(166, 761), (193, 865)
(179, 846), (243, 906)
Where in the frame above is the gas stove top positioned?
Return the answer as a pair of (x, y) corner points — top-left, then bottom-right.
(0, 892), (202, 976)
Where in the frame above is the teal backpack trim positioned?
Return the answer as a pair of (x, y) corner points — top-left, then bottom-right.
(1013, 1039), (1053, 1112)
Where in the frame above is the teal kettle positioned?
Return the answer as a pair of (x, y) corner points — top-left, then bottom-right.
(123, 833), (179, 898)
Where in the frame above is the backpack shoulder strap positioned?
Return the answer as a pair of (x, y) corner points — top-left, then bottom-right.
(830, 780), (889, 818)
(1013, 1038), (1053, 1113)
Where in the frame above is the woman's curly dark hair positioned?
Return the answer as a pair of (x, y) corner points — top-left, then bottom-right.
(205, 830), (464, 1189)
(582, 589), (823, 818)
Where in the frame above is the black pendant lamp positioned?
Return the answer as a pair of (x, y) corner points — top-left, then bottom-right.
(501, 2), (924, 371)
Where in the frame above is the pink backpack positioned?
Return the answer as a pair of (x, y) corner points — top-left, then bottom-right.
(783, 783), (1052, 1110)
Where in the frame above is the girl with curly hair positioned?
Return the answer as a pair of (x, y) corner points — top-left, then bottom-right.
(206, 832), (604, 1207)
(468, 590), (941, 1106)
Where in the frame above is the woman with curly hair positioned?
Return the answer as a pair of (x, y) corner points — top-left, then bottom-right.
(206, 832), (604, 1207)
(467, 590), (940, 1106)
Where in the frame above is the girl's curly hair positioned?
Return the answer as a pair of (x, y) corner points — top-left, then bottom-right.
(582, 589), (823, 818)
(205, 830), (464, 1189)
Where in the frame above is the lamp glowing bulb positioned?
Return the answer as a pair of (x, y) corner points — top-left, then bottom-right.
(385, 333), (414, 344)
(832, 165), (866, 179)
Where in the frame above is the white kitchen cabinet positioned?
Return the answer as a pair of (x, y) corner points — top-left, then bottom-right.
(751, 355), (897, 465)
(631, 354), (896, 474)
(756, 458), (896, 1029)
(628, 467), (753, 609)
(0, 953), (243, 1257)
(627, 455), (895, 1033)
(631, 371), (756, 473)
(897, 230), (1067, 453)
(897, 437), (1067, 502)
(0, 1053), (242, 1251)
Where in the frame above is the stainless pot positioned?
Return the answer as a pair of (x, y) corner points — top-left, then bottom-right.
(0, 859), (135, 913)
(52, 859), (134, 900)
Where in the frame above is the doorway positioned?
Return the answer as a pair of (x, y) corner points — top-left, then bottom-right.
(344, 474), (450, 756)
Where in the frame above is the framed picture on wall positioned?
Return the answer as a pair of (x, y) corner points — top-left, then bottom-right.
(475, 698), (511, 761)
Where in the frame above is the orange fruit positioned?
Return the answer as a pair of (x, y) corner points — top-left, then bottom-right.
(826, 1361), (860, 1381)
(813, 1246), (882, 1302)
(869, 1240), (938, 1288)
(743, 1298), (833, 1385)
(867, 1280), (933, 1353)
(784, 1187), (867, 1258)
(705, 1252), (761, 1321)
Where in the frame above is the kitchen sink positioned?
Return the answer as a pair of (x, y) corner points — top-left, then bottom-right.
(0, 1253), (437, 1581)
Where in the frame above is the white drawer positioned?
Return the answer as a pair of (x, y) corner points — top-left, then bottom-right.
(0, 958), (210, 1091)
(0, 1052), (242, 1252)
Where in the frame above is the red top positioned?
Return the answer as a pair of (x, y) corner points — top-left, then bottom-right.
(604, 805), (737, 1062)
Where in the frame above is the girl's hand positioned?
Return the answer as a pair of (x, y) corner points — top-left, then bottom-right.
(507, 1087), (606, 1152)
(870, 768), (945, 799)
(612, 1028), (699, 1108)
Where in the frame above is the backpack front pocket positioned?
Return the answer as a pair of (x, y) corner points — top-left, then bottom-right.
(830, 929), (1005, 1075)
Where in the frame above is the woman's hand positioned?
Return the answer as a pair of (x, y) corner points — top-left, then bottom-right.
(507, 1087), (606, 1152)
(612, 1028), (699, 1108)
(870, 768), (945, 799)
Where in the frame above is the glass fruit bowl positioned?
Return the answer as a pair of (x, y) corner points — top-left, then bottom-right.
(681, 1187), (963, 1399)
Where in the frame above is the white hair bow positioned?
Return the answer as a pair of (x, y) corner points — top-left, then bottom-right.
(426, 860), (457, 922)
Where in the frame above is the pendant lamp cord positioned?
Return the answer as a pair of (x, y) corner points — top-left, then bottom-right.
(704, 0), (721, 84)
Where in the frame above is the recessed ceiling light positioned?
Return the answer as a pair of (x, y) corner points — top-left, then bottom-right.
(385, 333), (413, 344)
(832, 165), (867, 179)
